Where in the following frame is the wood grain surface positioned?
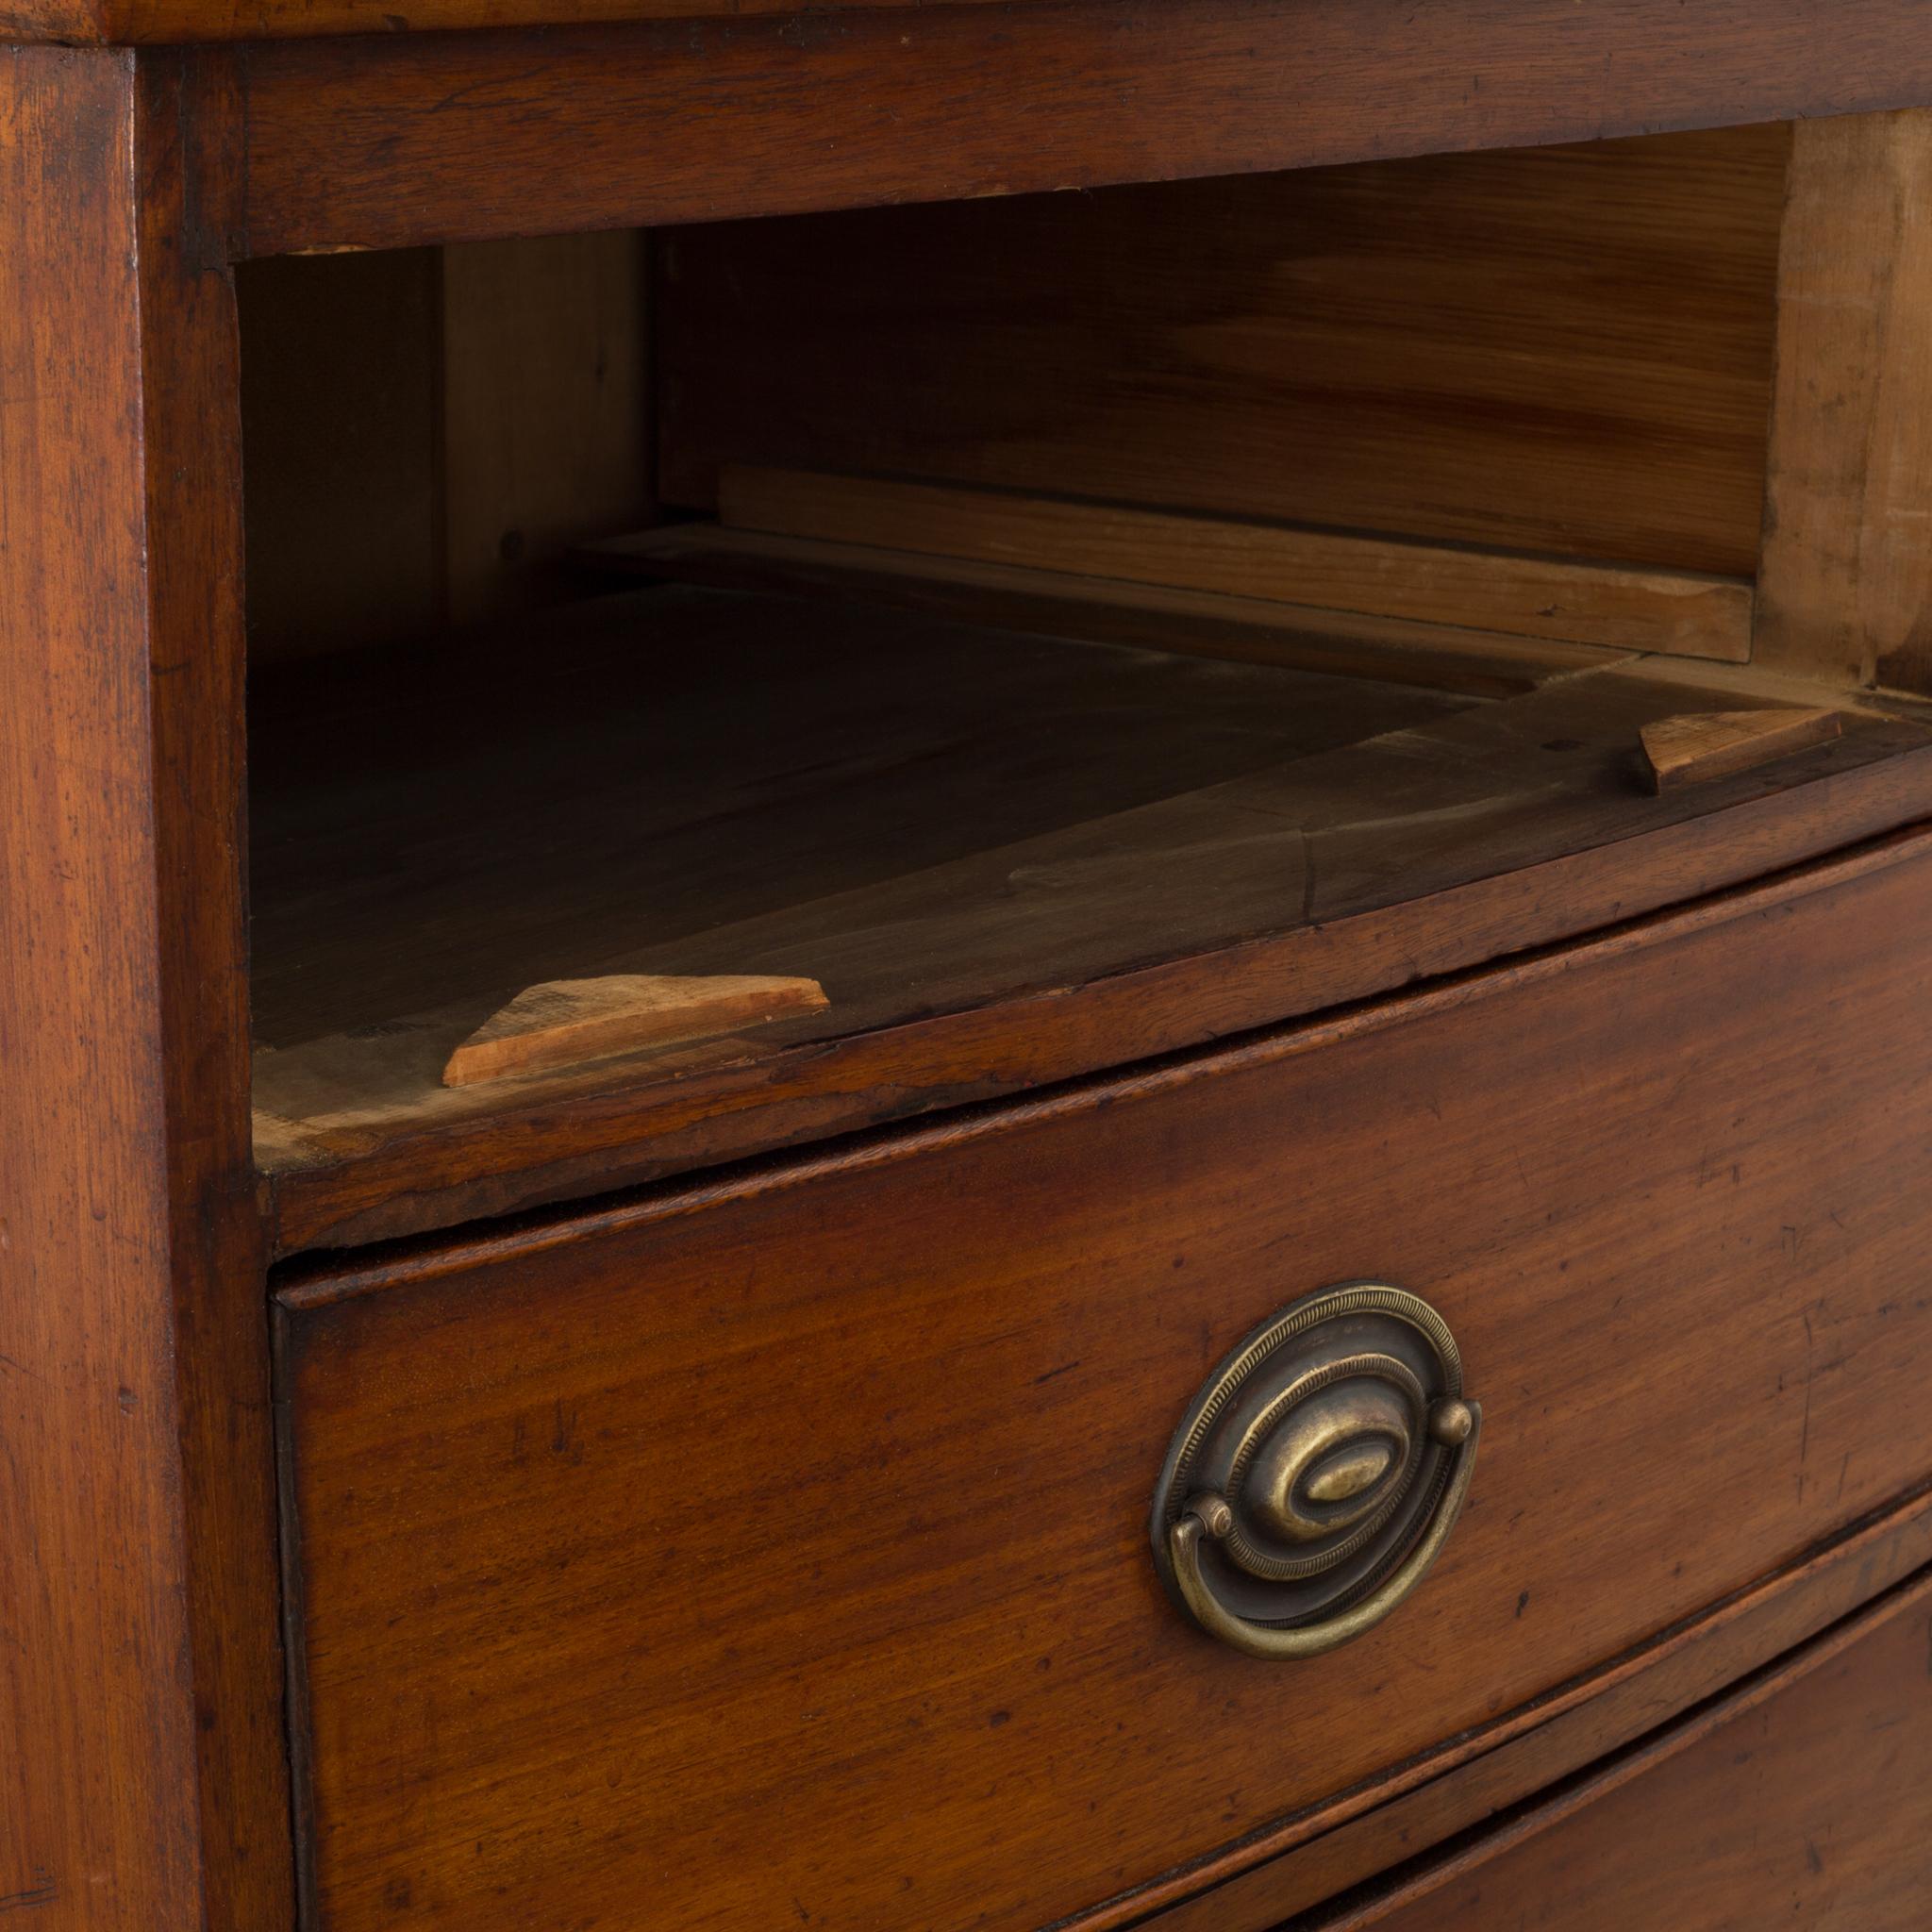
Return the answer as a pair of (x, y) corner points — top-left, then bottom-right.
(239, 231), (651, 662)
(0, 47), (290, 1932)
(1314, 1571), (1932, 1930)
(587, 522), (1631, 697)
(1756, 108), (1932, 695)
(716, 468), (1757, 660)
(233, 0), (1932, 258)
(134, 58), (296, 1932)
(441, 974), (829, 1087)
(439, 231), (652, 625)
(1, 0), (1042, 45)
(662, 128), (1789, 581)
(276, 839), (1932, 1931)
(1641, 707), (1843, 791)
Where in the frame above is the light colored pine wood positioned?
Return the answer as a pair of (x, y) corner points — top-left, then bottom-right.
(720, 468), (1755, 660)
(588, 521), (1628, 693)
(441, 231), (653, 625)
(443, 972), (828, 1087)
(1755, 109), (1932, 692)
(242, 233), (654, 656)
(1639, 708), (1840, 792)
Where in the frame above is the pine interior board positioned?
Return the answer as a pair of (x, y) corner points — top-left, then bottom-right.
(249, 584), (1932, 1254)
(587, 521), (1629, 698)
(657, 125), (1790, 579)
(715, 467), (1756, 659)
(441, 231), (653, 625)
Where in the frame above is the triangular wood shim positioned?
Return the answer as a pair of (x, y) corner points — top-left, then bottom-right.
(1639, 707), (1842, 793)
(443, 973), (829, 1087)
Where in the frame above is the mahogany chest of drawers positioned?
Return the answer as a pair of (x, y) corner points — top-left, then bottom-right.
(6, 5), (1932, 1928)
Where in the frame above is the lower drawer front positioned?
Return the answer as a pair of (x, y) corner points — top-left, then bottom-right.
(1326, 1571), (1932, 1931)
(277, 845), (1932, 1932)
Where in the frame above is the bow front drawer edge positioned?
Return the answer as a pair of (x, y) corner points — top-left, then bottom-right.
(274, 837), (1932, 1932)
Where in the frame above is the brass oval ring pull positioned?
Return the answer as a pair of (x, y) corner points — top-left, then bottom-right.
(1149, 1283), (1481, 1659)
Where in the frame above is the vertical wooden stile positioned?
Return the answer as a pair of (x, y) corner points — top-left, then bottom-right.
(1756, 109), (1932, 691)
(0, 45), (292, 1932)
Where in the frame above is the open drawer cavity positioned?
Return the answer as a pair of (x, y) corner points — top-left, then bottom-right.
(240, 117), (1932, 1255)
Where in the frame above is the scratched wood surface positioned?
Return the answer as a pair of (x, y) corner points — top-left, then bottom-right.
(1314, 1571), (1932, 1930)
(249, 585), (1932, 1257)
(246, 586), (1470, 1048)
(276, 838), (1932, 1932)
(0, 47), (290, 1932)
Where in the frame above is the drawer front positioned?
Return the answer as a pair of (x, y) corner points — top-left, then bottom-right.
(1323, 1570), (1932, 1931)
(277, 843), (1932, 1932)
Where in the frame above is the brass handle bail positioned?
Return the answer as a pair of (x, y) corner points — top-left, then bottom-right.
(1149, 1284), (1482, 1659)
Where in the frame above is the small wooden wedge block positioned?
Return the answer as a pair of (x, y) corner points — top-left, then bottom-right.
(443, 973), (829, 1087)
(1639, 707), (1842, 793)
